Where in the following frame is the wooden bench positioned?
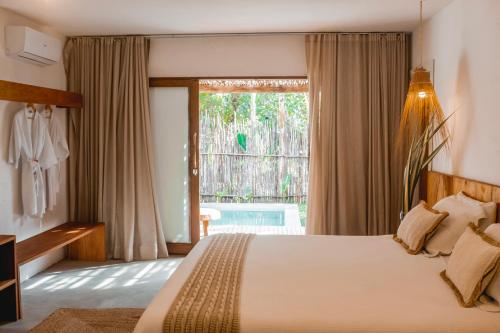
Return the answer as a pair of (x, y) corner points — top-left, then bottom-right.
(16, 222), (106, 266)
(0, 222), (105, 321)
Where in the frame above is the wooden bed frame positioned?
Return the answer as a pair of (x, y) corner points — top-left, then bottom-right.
(425, 170), (500, 222)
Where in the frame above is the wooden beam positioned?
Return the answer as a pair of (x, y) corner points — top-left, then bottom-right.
(150, 76), (309, 93)
(149, 78), (198, 87)
(0, 80), (82, 108)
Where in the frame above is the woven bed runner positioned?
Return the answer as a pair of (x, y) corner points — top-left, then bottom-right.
(163, 233), (254, 333)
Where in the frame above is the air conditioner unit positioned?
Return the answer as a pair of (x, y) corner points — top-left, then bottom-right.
(5, 26), (62, 66)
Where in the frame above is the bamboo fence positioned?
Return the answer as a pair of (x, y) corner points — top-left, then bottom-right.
(200, 113), (309, 203)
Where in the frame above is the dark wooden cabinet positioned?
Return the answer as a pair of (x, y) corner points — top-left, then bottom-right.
(0, 235), (20, 322)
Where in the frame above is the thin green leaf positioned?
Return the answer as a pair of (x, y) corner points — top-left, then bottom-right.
(423, 114), (452, 147)
(422, 137), (449, 169)
(237, 132), (247, 151)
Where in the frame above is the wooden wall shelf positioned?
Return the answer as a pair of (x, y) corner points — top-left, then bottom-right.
(0, 80), (82, 108)
(0, 235), (20, 322)
(0, 279), (16, 292)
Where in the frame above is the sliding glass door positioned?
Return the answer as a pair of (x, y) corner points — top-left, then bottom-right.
(149, 79), (200, 254)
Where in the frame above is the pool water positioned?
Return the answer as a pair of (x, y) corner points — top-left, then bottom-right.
(211, 210), (285, 226)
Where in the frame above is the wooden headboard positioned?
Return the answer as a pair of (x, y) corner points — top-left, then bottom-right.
(426, 170), (500, 222)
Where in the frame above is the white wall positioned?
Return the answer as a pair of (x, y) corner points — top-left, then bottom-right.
(414, 0), (500, 185)
(149, 35), (307, 77)
(0, 8), (68, 281)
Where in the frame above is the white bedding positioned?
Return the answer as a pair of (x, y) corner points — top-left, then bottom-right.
(134, 235), (500, 333)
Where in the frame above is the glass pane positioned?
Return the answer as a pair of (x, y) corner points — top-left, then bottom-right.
(150, 87), (191, 243)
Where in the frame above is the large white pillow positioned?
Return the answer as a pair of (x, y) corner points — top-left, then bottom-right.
(457, 191), (497, 230)
(425, 195), (486, 256)
(440, 223), (500, 307)
(485, 224), (500, 303)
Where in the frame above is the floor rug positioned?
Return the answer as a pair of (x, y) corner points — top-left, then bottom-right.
(30, 308), (144, 332)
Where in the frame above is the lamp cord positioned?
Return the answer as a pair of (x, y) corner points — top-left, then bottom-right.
(419, 0), (424, 67)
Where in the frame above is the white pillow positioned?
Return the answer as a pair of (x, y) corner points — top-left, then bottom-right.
(457, 191), (497, 230)
(485, 224), (500, 303)
(425, 195), (486, 256)
(486, 224), (500, 240)
(440, 223), (500, 307)
(393, 201), (448, 254)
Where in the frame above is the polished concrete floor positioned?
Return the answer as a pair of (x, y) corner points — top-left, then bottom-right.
(0, 257), (183, 332)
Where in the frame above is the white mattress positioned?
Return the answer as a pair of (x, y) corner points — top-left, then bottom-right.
(134, 235), (500, 333)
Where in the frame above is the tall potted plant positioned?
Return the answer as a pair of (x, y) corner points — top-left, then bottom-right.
(401, 115), (450, 217)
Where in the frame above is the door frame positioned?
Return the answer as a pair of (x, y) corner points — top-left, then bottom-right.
(149, 76), (309, 253)
(149, 78), (200, 255)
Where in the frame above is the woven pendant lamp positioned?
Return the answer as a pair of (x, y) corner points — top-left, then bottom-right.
(398, 0), (447, 142)
(398, 0), (452, 218)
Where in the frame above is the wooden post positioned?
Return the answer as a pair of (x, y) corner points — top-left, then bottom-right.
(202, 218), (210, 237)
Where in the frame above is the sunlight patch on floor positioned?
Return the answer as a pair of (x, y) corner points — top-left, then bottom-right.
(22, 260), (183, 293)
(1, 257), (183, 332)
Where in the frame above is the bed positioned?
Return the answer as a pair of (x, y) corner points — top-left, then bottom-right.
(134, 171), (500, 332)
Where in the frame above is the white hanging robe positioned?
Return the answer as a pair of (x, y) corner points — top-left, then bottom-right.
(9, 108), (57, 217)
(44, 111), (69, 210)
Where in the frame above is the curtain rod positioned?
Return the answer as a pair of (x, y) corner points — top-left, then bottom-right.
(143, 31), (410, 39)
(71, 31), (410, 39)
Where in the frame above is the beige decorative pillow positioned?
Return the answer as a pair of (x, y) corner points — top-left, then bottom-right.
(457, 191), (497, 229)
(394, 201), (448, 255)
(425, 195), (486, 256)
(440, 223), (500, 307)
(485, 224), (500, 303)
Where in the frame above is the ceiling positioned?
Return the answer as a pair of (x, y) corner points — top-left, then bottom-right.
(0, 0), (452, 36)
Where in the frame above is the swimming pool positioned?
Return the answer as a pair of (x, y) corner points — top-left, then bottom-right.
(200, 203), (300, 227)
(212, 209), (285, 226)
(200, 203), (304, 235)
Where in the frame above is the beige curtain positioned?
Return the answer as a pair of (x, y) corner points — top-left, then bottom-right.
(64, 36), (168, 261)
(306, 33), (410, 236)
